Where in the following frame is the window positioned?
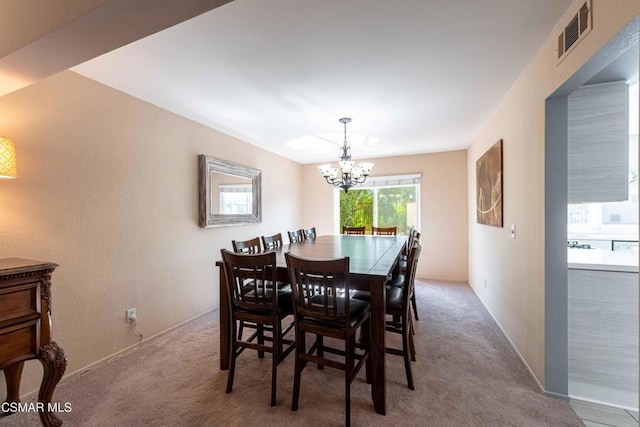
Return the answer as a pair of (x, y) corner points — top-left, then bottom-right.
(568, 82), (639, 235)
(337, 174), (420, 234)
(219, 184), (253, 214)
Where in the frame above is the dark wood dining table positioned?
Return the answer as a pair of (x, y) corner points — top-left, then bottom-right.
(215, 234), (407, 415)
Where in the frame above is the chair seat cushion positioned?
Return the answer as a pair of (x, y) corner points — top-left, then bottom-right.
(388, 274), (406, 288)
(300, 295), (370, 327)
(267, 281), (290, 289)
(242, 286), (293, 313)
(385, 286), (404, 312)
(352, 286), (404, 312)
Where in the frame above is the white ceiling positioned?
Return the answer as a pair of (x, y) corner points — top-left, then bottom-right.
(73, 0), (572, 164)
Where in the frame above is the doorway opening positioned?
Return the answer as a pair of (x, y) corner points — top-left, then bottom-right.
(544, 17), (639, 410)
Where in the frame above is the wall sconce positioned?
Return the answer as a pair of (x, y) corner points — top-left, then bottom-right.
(0, 136), (17, 178)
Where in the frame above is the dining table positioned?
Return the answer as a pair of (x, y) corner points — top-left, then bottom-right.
(215, 234), (407, 415)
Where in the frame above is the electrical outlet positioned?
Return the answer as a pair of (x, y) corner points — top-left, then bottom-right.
(126, 308), (136, 322)
(484, 279), (487, 289)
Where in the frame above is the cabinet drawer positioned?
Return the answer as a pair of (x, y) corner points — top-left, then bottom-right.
(0, 319), (40, 367)
(0, 282), (40, 325)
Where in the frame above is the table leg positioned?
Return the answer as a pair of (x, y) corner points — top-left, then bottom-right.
(38, 342), (66, 427)
(3, 360), (24, 413)
(369, 278), (386, 415)
(219, 264), (230, 370)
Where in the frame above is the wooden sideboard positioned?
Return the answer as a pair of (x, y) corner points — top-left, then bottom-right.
(0, 258), (67, 427)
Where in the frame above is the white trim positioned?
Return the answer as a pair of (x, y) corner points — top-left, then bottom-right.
(333, 188), (341, 234)
(16, 309), (216, 401)
(467, 281), (545, 393)
(568, 395), (639, 412)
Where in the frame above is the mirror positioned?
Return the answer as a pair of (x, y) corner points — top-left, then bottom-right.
(198, 155), (262, 227)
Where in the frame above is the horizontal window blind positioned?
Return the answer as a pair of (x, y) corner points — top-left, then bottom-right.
(355, 174), (421, 188)
(219, 184), (252, 193)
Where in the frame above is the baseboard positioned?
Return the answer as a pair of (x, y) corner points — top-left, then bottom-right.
(545, 390), (570, 400)
(568, 394), (639, 412)
(17, 308), (217, 401)
(416, 275), (469, 283)
(467, 282), (546, 394)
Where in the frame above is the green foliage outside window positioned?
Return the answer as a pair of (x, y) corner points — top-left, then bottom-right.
(377, 187), (416, 234)
(339, 189), (373, 233)
(339, 186), (417, 235)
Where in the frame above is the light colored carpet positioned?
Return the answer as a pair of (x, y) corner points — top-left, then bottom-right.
(0, 280), (582, 426)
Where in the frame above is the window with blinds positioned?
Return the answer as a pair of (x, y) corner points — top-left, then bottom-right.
(338, 174), (420, 234)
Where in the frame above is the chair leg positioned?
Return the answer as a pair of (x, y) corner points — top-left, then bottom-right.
(258, 325), (265, 359)
(316, 335), (324, 370)
(270, 320), (282, 407)
(237, 320), (244, 340)
(362, 321), (371, 384)
(402, 320), (415, 390)
(226, 321), (237, 394)
(409, 331), (416, 362)
(408, 317), (416, 361)
(345, 375), (351, 427)
(411, 294), (419, 321)
(345, 336), (353, 427)
(291, 329), (305, 411)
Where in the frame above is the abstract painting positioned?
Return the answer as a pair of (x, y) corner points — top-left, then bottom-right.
(476, 139), (503, 227)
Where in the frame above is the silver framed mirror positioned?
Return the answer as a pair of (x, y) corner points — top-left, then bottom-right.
(198, 155), (262, 228)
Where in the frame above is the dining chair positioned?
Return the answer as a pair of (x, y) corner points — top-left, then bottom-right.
(288, 229), (304, 243)
(400, 230), (421, 321)
(232, 237), (262, 254)
(401, 230), (420, 264)
(372, 226), (397, 236)
(220, 249), (295, 406)
(262, 233), (284, 250)
(231, 236), (264, 341)
(285, 253), (371, 427)
(302, 227), (316, 240)
(342, 226), (366, 235)
(353, 241), (422, 390)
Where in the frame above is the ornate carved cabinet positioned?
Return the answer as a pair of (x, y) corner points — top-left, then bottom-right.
(0, 258), (67, 426)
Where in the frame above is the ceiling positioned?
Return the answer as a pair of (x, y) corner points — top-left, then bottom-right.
(73, 0), (573, 164)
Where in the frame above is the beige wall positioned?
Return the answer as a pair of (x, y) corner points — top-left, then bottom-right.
(467, 0), (640, 388)
(0, 71), (302, 394)
(302, 150), (468, 281)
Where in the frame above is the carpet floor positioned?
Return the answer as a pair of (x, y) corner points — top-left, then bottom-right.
(0, 280), (582, 426)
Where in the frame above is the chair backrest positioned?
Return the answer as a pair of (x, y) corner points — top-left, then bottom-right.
(302, 227), (316, 240)
(342, 226), (366, 235)
(285, 253), (353, 327)
(404, 229), (421, 255)
(403, 242), (422, 310)
(262, 233), (283, 250)
(221, 249), (279, 312)
(232, 237), (262, 254)
(372, 226), (397, 236)
(288, 229), (304, 243)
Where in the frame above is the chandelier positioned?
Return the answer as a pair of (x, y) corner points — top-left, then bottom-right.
(318, 118), (374, 192)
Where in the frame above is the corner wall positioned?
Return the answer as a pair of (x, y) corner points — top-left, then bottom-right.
(302, 150), (468, 281)
(467, 0), (640, 388)
(0, 71), (302, 395)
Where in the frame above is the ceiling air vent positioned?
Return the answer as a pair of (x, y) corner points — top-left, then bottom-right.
(557, 1), (591, 64)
